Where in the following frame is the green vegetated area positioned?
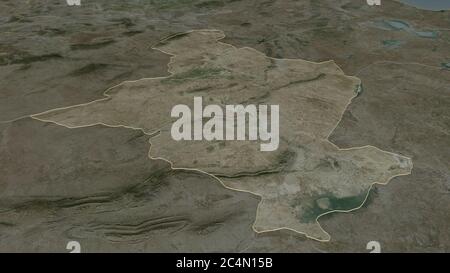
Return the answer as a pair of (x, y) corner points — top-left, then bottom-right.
(163, 67), (229, 83)
(0, 51), (62, 66)
(147, 0), (226, 9)
(298, 190), (371, 223)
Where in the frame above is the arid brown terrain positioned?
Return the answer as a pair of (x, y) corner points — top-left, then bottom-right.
(0, 0), (449, 252)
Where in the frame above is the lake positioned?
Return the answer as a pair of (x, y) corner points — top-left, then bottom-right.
(398, 0), (450, 11)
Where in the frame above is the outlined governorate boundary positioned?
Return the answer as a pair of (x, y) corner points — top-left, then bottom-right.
(28, 29), (413, 242)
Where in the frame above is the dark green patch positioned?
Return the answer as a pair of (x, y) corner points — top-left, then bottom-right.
(0, 53), (63, 66)
(123, 30), (144, 37)
(299, 191), (370, 223)
(7, 16), (32, 23)
(111, 18), (136, 28)
(162, 67), (227, 83)
(0, 222), (15, 227)
(183, 86), (213, 94)
(70, 63), (109, 76)
(195, 0), (224, 8)
(156, 32), (191, 47)
(70, 40), (115, 50)
(289, 73), (325, 85)
(276, 150), (296, 166)
(382, 40), (402, 48)
(149, 0), (199, 9)
(315, 18), (329, 28)
(441, 62), (450, 70)
(355, 84), (364, 97)
(37, 28), (66, 36)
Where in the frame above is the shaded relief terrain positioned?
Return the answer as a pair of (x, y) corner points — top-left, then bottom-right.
(34, 30), (412, 241)
(0, 0), (448, 252)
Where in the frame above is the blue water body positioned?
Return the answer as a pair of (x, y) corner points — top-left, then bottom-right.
(398, 0), (450, 11)
(382, 39), (404, 48)
(414, 30), (438, 38)
(381, 19), (439, 39)
(385, 20), (410, 30)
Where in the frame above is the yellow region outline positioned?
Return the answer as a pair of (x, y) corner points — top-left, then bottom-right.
(30, 29), (414, 242)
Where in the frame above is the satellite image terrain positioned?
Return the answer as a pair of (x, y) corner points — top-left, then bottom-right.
(0, 0), (449, 255)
